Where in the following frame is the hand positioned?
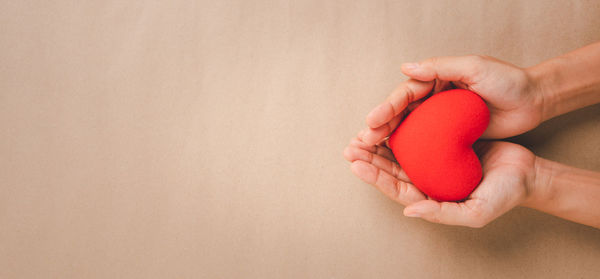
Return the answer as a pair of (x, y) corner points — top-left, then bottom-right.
(343, 136), (427, 205)
(360, 55), (545, 145)
(344, 138), (537, 228)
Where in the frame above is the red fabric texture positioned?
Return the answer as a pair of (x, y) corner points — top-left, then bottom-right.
(388, 89), (490, 202)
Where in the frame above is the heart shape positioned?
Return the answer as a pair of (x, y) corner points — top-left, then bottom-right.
(388, 89), (490, 202)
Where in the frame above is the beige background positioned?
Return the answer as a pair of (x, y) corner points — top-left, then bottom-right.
(1, 0), (600, 278)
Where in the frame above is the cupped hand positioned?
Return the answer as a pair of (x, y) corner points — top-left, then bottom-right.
(344, 137), (537, 228)
(343, 136), (427, 205)
(361, 55), (545, 145)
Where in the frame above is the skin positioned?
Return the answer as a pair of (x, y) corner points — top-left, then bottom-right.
(345, 42), (600, 229)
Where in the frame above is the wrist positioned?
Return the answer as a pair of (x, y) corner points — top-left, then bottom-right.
(525, 42), (600, 121)
(521, 156), (555, 209)
(521, 154), (600, 228)
(524, 63), (558, 123)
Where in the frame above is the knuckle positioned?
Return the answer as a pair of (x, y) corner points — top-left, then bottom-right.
(460, 55), (487, 79)
(402, 82), (417, 103)
(367, 149), (374, 163)
(469, 54), (487, 62)
(424, 56), (440, 67)
(391, 164), (401, 177)
(467, 55), (486, 68)
(394, 180), (406, 198)
(372, 167), (383, 186)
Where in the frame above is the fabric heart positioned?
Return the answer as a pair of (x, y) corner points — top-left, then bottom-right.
(388, 89), (490, 202)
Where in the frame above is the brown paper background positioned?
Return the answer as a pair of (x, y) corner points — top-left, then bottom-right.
(1, 0), (600, 278)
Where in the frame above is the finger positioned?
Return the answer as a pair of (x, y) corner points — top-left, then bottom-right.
(366, 79), (434, 129)
(383, 80), (449, 120)
(351, 160), (425, 205)
(348, 137), (396, 162)
(343, 145), (410, 182)
(403, 199), (489, 228)
(362, 113), (403, 146)
(401, 55), (484, 84)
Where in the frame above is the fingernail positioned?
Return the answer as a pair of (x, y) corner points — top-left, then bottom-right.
(403, 63), (419, 70)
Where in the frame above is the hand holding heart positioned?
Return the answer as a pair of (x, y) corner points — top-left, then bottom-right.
(345, 55), (543, 228)
(388, 89), (490, 202)
(347, 45), (600, 229)
(344, 138), (536, 228)
(360, 55), (545, 146)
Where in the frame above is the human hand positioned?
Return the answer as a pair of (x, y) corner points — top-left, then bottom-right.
(344, 138), (537, 228)
(343, 136), (427, 206)
(350, 44), (600, 228)
(360, 55), (545, 145)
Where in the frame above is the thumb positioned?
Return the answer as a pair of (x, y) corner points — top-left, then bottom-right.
(403, 199), (488, 228)
(401, 55), (485, 84)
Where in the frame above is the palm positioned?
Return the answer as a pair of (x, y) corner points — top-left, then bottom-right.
(455, 141), (536, 226)
(454, 57), (542, 138)
(344, 138), (536, 228)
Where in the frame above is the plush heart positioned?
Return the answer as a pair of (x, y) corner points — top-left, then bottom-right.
(388, 89), (490, 202)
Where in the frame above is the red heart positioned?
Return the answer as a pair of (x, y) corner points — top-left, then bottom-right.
(388, 89), (490, 202)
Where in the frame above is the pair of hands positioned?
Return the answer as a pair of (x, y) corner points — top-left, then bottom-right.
(344, 55), (544, 228)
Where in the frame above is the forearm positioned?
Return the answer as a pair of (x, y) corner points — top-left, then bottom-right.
(523, 157), (600, 229)
(527, 41), (600, 121)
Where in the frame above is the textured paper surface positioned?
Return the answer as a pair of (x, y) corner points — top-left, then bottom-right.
(1, 1), (599, 278)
